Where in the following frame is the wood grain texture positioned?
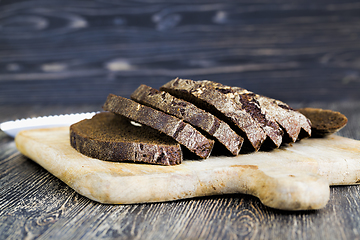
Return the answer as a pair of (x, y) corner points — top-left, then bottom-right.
(0, 102), (360, 239)
(1, 0), (360, 104)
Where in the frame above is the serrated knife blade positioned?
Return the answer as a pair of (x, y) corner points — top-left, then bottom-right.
(0, 112), (99, 138)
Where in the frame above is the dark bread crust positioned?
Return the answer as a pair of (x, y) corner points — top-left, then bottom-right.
(160, 78), (267, 151)
(103, 94), (214, 159)
(70, 112), (182, 165)
(131, 84), (244, 155)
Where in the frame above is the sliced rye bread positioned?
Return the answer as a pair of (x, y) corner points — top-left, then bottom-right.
(204, 81), (311, 141)
(70, 112), (182, 165)
(131, 84), (244, 155)
(253, 97), (303, 142)
(160, 78), (267, 151)
(103, 94), (215, 159)
(195, 80), (284, 148)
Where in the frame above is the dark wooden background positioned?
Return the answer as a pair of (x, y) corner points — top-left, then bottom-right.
(1, 0), (360, 105)
(1, 0), (360, 239)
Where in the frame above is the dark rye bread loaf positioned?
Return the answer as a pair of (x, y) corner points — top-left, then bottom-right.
(131, 84), (244, 155)
(160, 78), (267, 151)
(103, 94), (215, 159)
(197, 80), (311, 142)
(70, 112), (182, 165)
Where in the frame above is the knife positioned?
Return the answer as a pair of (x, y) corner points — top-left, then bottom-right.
(0, 112), (99, 138)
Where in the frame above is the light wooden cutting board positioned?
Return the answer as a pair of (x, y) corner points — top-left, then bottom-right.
(15, 127), (360, 211)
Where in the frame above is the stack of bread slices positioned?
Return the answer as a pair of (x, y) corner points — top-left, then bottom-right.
(70, 78), (312, 166)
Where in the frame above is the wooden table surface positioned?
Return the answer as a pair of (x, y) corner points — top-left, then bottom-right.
(1, 0), (360, 239)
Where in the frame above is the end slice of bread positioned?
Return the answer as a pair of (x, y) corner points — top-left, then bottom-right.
(103, 94), (214, 159)
(70, 112), (182, 165)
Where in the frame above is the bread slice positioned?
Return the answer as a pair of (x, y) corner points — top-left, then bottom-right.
(131, 84), (244, 155)
(102, 94), (215, 159)
(298, 107), (346, 137)
(271, 99), (311, 140)
(70, 112), (182, 165)
(160, 78), (267, 151)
